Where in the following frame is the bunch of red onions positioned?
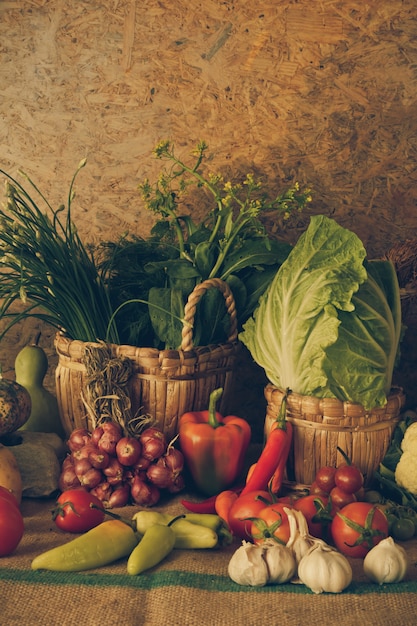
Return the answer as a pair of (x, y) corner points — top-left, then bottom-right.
(59, 421), (185, 507)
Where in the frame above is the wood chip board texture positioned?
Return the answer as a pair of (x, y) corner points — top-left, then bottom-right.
(1, 0), (417, 393)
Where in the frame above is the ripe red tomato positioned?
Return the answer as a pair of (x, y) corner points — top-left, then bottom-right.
(309, 481), (330, 497)
(330, 502), (388, 558)
(0, 486), (20, 510)
(0, 499), (24, 556)
(293, 495), (335, 538)
(228, 490), (273, 540)
(250, 503), (292, 545)
(52, 489), (106, 533)
(329, 486), (357, 509)
(334, 464), (364, 494)
(314, 466), (337, 493)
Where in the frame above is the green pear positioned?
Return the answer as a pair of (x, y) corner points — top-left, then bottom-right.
(15, 343), (65, 439)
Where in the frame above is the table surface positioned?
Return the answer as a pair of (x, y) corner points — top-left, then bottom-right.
(1, 495), (417, 626)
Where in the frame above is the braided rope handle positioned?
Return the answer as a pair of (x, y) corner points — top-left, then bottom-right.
(181, 278), (238, 351)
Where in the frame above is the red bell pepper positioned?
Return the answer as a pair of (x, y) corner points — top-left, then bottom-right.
(178, 387), (251, 497)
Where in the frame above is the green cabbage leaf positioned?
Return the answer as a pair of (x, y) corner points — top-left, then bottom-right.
(239, 215), (401, 409)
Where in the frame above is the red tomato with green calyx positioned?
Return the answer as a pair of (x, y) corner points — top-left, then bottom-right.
(294, 495), (335, 538)
(228, 490), (273, 540)
(52, 489), (106, 533)
(0, 499), (24, 556)
(330, 502), (388, 558)
(250, 502), (292, 545)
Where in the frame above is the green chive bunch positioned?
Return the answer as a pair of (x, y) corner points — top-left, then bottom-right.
(0, 160), (119, 343)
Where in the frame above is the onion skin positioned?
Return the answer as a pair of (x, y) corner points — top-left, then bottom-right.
(116, 437), (142, 467)
(67, 428), (91, 452)
(130, 476), (160, 506)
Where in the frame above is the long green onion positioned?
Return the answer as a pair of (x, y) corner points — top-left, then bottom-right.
(0, 162), (119, 343)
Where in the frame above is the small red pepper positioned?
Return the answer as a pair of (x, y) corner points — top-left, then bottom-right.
(180, 495), (218, 514)
(178, 387), (251, 497)
(215, 489), (239, 525)
(239, 388), (292, 498)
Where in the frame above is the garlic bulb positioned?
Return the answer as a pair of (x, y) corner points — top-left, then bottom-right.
(298, 541), (352, 594)
(363, 536), (408, 585)
(228, 539), (296, 586)
(228, 541), (269, 586)
(285, 507), (317, 564)
(262, 538), (297, 584)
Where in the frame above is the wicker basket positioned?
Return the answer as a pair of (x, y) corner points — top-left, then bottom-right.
(264, 384), (406, 486)
(55, 278), (242, 439)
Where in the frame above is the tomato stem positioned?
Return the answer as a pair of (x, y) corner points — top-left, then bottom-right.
(337, 446), (352, 466)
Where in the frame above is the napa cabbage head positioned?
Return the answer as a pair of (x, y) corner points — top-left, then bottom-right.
(239, 215), (401, 410)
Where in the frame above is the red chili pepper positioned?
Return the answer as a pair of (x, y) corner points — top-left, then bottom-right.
(178, 388), (252, 497)
(180, 495), (218, 514)
(239, 389), (291, 498)
(270, 420), (293, 494)
(215, 489), (239, 525)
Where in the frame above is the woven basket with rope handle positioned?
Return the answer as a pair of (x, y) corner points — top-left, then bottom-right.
(54, 278), (241, 439)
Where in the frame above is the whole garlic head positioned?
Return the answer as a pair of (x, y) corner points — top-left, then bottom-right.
(363, 536), (408, 585)
(228, 539), (296, 587)
(298, 541), (352, 594)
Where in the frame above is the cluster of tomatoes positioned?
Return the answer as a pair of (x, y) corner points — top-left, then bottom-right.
(0, 486), (24, 557)
(225, 458), (390, 559)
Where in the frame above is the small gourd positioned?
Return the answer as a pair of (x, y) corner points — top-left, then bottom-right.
(0, 369), (31, 436)
(15, 338), (65, 439)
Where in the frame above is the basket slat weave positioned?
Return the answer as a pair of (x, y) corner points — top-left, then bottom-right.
(55, 278), (242, 439)
(264, 384), (405, 486)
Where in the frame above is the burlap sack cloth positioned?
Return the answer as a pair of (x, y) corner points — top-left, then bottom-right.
(2, 496), (417, 626)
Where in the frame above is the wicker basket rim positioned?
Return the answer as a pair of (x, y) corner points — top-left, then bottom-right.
(54, 331), (241, 363)
(264, 383), (405, 418)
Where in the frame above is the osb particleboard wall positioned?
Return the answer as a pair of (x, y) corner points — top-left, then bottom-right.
(1, 0), (417, 430)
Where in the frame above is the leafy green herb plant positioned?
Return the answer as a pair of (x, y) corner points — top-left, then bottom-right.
(104, 140), (311, 348)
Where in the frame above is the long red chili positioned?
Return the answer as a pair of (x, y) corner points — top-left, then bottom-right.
(239, 389), (291, 498)
(270, 420), (293, 494)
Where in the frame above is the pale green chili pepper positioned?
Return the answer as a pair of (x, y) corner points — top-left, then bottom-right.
(31, 519), (138, 572)
(127, 520), (177, 576)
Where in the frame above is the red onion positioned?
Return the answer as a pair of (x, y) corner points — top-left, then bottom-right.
(98, 430), (121, 456)
(90, 425), (104, 446)
(168, 474), (185, 493)
(108, 483), (131, 508)
(116, 436), (142, 467)
(146, 458), (176, 489)
(62, 454), (74, 470)
(67, 428), (91, 452)
(103, 457), (125, 485)
(140, 427), (167, 461)
(132, 456), (152, 472)
(58, 465), (81, 491)
(72, 443), (98, 462)
(101, 421), (123, 436)
(90, 481), (113, 504)
(78, 467), (103, 489)
(73, 457), (94, 478)
(88, 448), (110, 470)
(130, 475), (160, 506)
(163, 446), (184, 475)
